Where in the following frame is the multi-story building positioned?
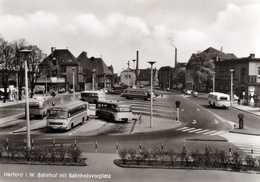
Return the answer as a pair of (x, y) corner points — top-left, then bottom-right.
(185, 47), (236, 91)
(120, 68), (136, 87)
(38, 48), (80, 91)
(215, 54), (260, 106)
(77, 51), (113, 90)
(158, 66), (174, 90)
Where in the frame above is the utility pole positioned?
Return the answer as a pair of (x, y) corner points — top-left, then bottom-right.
(147, 61), (156, 128)
(20, 49), (32, 151)
(230, 69), (234, 106)
(127, 61), (130, 87)
(92, 69), (96, 91)
(213, 71), (215, 92)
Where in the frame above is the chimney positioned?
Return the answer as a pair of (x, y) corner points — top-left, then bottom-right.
(136, 50), (139, 85)
(51, 47), (56, 53)
(174, 47), (177, 67)
(249, 53), (255, 59)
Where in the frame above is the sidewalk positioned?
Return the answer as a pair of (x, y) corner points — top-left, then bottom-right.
(131, 115), (181, 133)
(232, 103), (260, 117)
(0, 100), (25, 108)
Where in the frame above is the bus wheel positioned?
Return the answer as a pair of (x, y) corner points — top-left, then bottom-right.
(82, 117), (85, 124)
(213, 102), (216, 107)
(71, 123), (74, 129)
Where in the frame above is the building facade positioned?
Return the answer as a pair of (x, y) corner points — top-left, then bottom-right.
(120, 68), (136, 87)
(185, 47), (236, 91)
(215, 54), (260, 106)
(38, 48), (80, 91)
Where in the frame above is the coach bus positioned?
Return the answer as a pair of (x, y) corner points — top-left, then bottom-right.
(29, 96), (52, 118)
(121, 88), (151, 100)
(80, 90), (105, 103)
(47, 101), (89, 131)
(208, 92), (231, 108)
(96, 100), (135, 122)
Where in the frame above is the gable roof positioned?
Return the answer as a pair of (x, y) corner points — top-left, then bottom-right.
(40, 49), (78, 67)
(187, 47), (237, 68)
(77, 52), (113, 76)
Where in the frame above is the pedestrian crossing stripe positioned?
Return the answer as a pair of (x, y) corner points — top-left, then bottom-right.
(176, 127), (189, 131)
(210, 131), (227, 136)
(195, 129), (209, 134)
(202, 130), (217, 135)
(188, 128), (203, 133)
(181, 127), (196, 132)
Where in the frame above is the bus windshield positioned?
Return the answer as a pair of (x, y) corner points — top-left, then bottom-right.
(117, 106), (131, 112)
(48, 109), (68, 119)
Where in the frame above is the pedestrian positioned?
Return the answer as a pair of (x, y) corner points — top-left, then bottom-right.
(138, 113), (142, 124)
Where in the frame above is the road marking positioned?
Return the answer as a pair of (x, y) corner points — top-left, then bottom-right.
(196, 108), (200, 111)
(188, 128), (203, 133)
(210, 131), (227, 136)
(195, 129), (210, 134)
(202, 130), (217, 135)
(181, 127), (196, 132)
(176, 127), (189, 131)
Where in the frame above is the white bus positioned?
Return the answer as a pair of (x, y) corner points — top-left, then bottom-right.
(96, 100), (135, 122)
(80, 90), (105, 103)
(29, 96), (52, 118)
(47, 101), (89, 131)
(208, 92), (231, 108)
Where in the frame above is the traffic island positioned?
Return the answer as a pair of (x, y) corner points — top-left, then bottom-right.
(114, 146), (260, 173)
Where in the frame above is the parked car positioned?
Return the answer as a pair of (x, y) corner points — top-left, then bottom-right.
(192, 91), (198, 97)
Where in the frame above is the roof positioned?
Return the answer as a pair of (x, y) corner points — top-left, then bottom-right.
(40, 49), (78, 67)
(215, 56), (260, 65)
(51, 100), (86, 111)
(187, 47), (237, 68)
(77, 52), (113, 76)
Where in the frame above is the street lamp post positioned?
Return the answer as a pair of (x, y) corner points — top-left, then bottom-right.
(212, 71), (215, 92)
(72, 68), (75, 98)
(92, 69), (96, 91)
(19, 49), (32, 151)
(147, 61), (156, 128)
(230, 69), (234, 106)
(127, 61), (130, 87)
(132, 59), (136, 88)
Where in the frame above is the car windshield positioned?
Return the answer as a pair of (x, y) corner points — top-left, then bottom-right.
(48, 109), (68, 119)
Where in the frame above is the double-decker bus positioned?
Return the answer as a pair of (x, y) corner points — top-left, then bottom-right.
(96, 100), (135, 122)
(47, 101), (89, 131)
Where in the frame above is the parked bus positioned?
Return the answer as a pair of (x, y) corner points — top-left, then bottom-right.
(96, 100), (135, 122)
(47, 101), (89, 131)
(121, 88), (151, 100)
(208, 92), (231, 108)
(80, 90), (105, 103)
(29, 96), (52, 118)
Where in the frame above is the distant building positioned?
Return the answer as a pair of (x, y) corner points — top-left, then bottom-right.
(120, 68), (136, 87)
(38, 47), (80, 91)
(215, 54), (260, 106)
(77, 51), (113, 90)
(138, 68), (159, 87)
(185, 47), (236, 91)
(158, 66), (174, 90)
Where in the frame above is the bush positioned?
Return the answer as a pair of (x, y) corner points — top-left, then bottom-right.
(118, 148), (128, 163)
(68, 145), (82, 162)
(128, 148), (137, 160)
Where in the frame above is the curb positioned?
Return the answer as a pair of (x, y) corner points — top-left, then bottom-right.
(231, 106), (260, 118)
(229, 130), (260, 136)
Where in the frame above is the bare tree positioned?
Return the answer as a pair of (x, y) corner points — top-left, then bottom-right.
(0, 38), (16, 103)
(27, 45), (44, 98)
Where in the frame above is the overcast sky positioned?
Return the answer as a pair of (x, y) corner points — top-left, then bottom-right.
(0, 0), (259, 73)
